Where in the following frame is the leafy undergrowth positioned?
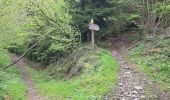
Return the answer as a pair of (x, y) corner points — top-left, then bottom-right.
(0, 48), (27, 100)
(127, 35), (170, 94)
(27, 46), (118, 100)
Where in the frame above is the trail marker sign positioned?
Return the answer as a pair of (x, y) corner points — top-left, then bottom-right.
(89, 23), (100, 31)
(89, 19), (100, 51)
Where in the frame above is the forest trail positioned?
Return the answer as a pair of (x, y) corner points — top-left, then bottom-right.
(107, 35), (168, 100)
(10, 54), (48, 100)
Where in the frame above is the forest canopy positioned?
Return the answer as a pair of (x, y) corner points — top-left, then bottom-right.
(0, 0), (169, 65)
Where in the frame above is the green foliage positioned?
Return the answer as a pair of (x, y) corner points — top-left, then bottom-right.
(25, 0), (80, 64)
(136, 0), (170, 34)
(128, 36), (170, 93)
(26, 48), (118, 99)
(47, 45), (102, 79)
(0, 0), (29, 48)
(66, 0), (139, 40)
(0, 0), (80, 65)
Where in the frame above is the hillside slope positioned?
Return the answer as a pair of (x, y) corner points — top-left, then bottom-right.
(127, 35), (170, 99)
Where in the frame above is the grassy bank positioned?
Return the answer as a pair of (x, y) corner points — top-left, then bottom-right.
(127, 36), (170, 94)
(27, 48), (118, 100)
(0, 47), (27, 100)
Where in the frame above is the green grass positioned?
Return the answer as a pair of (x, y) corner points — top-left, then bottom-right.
(27, 50), (118, 100)
(127, 36), (170, 94)
(0, 47), (27, 100)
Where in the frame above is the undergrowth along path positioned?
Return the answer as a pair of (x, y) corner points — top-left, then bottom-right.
(10, 54), (48, 100)
(107, 35), (168, 100)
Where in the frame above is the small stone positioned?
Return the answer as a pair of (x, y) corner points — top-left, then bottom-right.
(134, 86), (143, 90)
(132, 91), (138, 94)
(125, 92), (128, 95)
(119, 83), (123, 86)
(143, 79), (146, 81)
(121, 98), (126, 100)
(131, 94), (136, 98)
(127, 95), (131, 97)
(126, 71), (131, 74)
(104, 96), (109, 100)
(121, 61), (126, 64)
(123, 71), (132, 78)
(154, 94), (158, 99)
(146, 80), (152, 85)
(125, 67), (130, 69)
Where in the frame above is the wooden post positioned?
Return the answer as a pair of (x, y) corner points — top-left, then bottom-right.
(91, 30), (95, 51)
(89, 18), (100, 51)
(91, 19), (95, 51)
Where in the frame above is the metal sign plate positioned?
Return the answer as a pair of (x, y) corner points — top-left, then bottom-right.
(89, 23), (100, 31)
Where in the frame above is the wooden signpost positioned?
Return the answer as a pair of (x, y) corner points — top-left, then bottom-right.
(89, 19), (100, 51)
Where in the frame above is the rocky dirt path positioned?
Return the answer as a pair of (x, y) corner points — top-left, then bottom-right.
(10, 54), (48, 100)
(106, 35), (169, 100)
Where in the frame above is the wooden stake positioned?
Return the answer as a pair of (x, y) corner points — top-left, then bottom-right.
(91, 30), (95, 51)
(90, 18), (95, 51)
